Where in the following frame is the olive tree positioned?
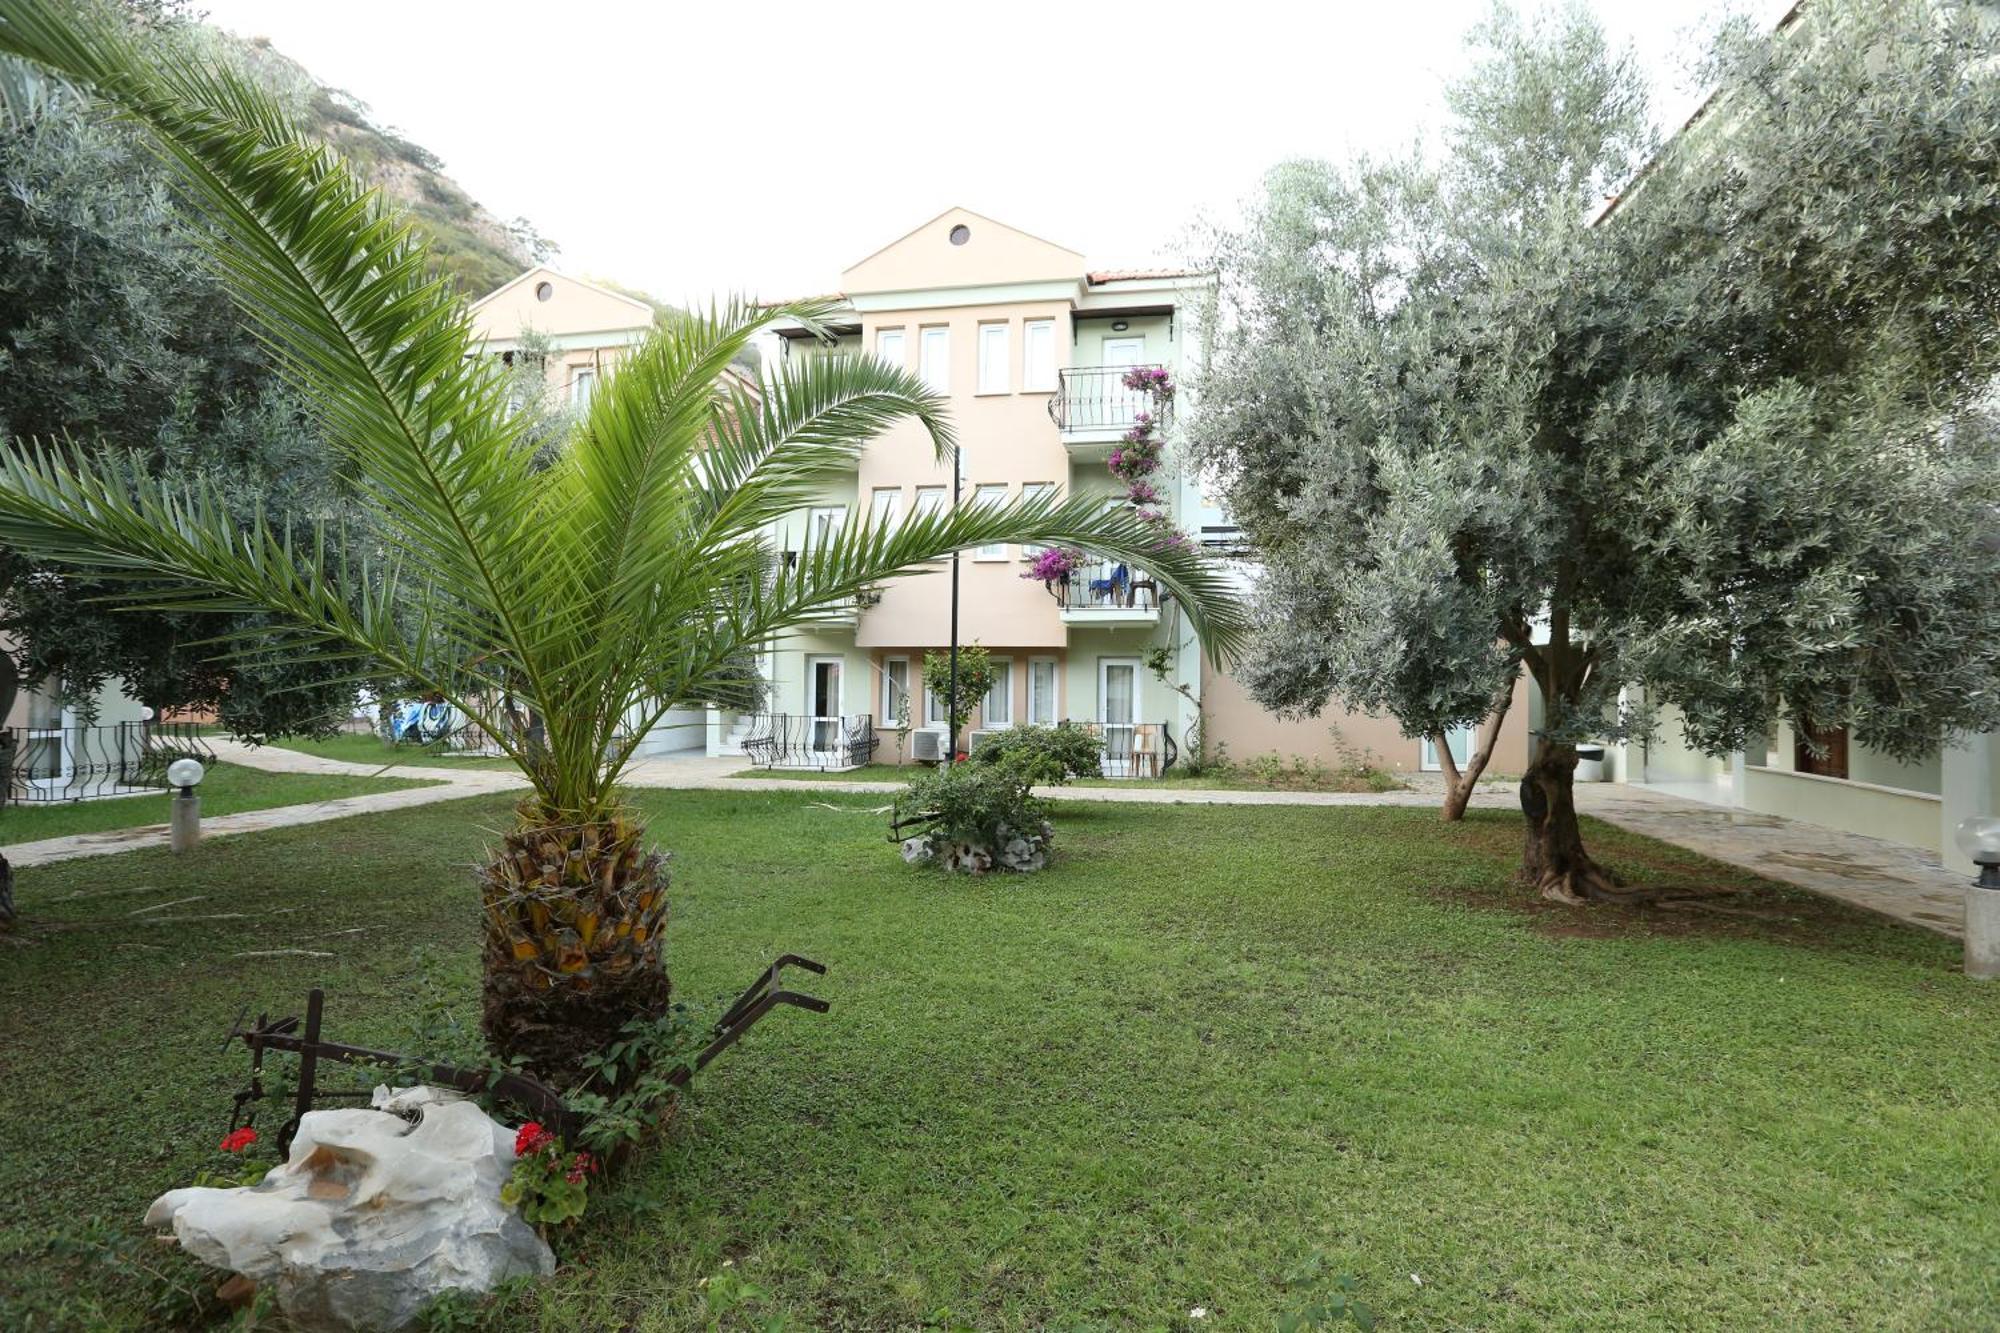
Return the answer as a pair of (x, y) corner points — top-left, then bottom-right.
(1192, 0), (2000, 902)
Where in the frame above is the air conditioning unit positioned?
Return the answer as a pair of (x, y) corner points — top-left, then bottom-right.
(966, 728), (1001, 752)
(909, 728), (948, 763)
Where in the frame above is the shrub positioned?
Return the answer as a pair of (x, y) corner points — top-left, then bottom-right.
(968, 722), (1103, 786)
(896, 757), (1053, 874)
(920, 645), (994, 742)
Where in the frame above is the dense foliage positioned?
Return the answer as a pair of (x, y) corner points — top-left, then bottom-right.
(0, 26), (361, 732)
(969, 721), (1104, 786)
(921, 644), (995, 743)
(1191, 0), (2000, 900)
(899, 757), (1049, 863)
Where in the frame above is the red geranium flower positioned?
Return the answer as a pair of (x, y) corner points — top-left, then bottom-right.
(514, 1122), (554, 1156)
(219, 1126), (258, 1153)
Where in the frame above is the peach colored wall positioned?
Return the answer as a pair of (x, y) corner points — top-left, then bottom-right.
(852, 301), (1075, 651)
(470, 270), (652, 342)
(1200, 662), (1534, 775)
(842, 207), (1083, 293)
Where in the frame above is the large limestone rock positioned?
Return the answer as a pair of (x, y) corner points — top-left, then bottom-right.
(146, 1088), (554, 1331)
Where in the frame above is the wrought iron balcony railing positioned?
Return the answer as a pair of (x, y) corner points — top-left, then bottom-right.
(1047, 365), (1172, 433)
(1045, 559), (1160, 613)
(2, 720), (214, 805)
(1079, 720), (1177, 779)
(740, 713), (878, 771)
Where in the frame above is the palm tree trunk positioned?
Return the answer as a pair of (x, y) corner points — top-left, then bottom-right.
(478, 804), (671, 1086)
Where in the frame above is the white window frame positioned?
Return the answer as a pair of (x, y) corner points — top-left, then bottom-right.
(806, 504), (845, 552)
(569, 365), (596, 409)
(982, 658), (1014, 728)
(977, 322), (1010, 394)
(913, 485), (948, 562)
(923, 679), (951, 726)
(1028, 656), (1058, 726)
(1020, 482), (1057, 558)
(876, 327), (907, 369)
(882, 656), (911, 725)
(1023, 319), (1056, 392)
(971, 484), (1008, 561)
(919, 326), (950, 393)
(869, 487), (902, 531)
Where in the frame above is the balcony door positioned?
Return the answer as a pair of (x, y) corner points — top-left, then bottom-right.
(1102, 336), (1147, 429)
(807, 656), (844, 755)
(1099, 657), (1140, 778)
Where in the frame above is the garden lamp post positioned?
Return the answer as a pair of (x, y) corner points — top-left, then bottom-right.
(168, 757), (205, 853)
(1955, 816), (2000, 979)
(945, 440), (961, 768)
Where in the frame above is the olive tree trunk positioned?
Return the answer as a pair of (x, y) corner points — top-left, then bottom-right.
(1429, 670), (1518, 821)
(1519, 734), (1624, 904)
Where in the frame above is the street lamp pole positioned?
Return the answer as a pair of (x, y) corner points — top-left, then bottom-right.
(945, 442), (961, 768)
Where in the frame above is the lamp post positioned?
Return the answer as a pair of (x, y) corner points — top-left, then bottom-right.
(944, 441), (961, 769)
(168, 757), (205, 854)
(1955, 815), (2000, 979)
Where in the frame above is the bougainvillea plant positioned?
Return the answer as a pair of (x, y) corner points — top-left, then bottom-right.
(1021, 545), (1086, 584)
(1111, 369), (1190, 553)
(501, 1121), (598, 1229)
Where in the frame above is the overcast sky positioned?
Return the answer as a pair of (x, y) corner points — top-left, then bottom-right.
(193, 0), (1783, 305)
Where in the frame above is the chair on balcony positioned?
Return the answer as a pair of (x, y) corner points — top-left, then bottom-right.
(1088, 563), (1130, 607)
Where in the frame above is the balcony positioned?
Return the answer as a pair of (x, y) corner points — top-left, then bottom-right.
(1048, 365), (1171, 450)
(1047, 558), (1160, 626)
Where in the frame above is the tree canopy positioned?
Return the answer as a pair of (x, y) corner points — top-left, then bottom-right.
(1191, 0), (2000, 899)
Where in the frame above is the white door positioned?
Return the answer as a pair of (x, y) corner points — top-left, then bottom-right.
(1100, 336), (1147, 429)
(1421, 726), (1476, 772)
(807, 657), (844, 754)
(1099, 658), (1139, 778)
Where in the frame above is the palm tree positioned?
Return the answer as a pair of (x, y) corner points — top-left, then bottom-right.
(0, 2), (1245, 1080)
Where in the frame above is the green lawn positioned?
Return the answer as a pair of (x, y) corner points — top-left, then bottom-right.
(246, 730), (520, 773)
(2, 791), (1995, 1330)
(0, 761), (434, 846)
(730, 761), (1411, 793)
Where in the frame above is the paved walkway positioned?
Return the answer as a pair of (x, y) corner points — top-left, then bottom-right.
(4, 739), (526, 869)
(11, 742), (1970, 940)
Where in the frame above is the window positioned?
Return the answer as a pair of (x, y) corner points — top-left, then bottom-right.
(919, 326), (950, 392)
(983, 658), (1013, 728)
(925, 680), (951, 726)
(1023, 319), (1056, 391)
(882, 657), (911, 724)
(869, 487), (902, 530)
(1028, 658), (1058, 726)
(570, 366), (595, 409)
(876, 327), (906, 369)
(977, 323), (1010, 394)
(807, 505), (845, 551)
(1020, 482), (1057, 557)
(913, 485), (947, 559)
(972, 484), (1007, 560)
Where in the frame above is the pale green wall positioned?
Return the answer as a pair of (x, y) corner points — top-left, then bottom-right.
(765, 631), (868, 719)
(1069, 312), (1177, 374)
(1742, 765), (1944, 852)
(1643, 705), (1730, 784)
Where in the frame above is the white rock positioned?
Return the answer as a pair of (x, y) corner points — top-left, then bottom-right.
(146, 1093), (554, 1331)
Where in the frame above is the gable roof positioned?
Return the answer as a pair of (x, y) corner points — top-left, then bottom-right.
(840, 207), (1087, 294)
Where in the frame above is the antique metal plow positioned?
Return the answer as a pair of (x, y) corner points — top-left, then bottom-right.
(223, 955), (829, 1154)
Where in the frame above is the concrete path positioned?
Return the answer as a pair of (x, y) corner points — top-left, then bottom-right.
(15, 741), (1971, 940)
(4, 739), (526, 869)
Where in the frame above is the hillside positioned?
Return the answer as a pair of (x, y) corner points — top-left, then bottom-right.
(231, 35), (542, 298)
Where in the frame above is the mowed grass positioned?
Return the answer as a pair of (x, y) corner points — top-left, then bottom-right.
(246, 730), (519, 772)
(730, 761), (1409, 793)
(2, 791), (1997, 1330)
(0, 761), (434, 846)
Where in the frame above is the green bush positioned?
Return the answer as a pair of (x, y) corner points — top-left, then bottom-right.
(901, 759), (1046, 851)
(968, 721), (1103, 786)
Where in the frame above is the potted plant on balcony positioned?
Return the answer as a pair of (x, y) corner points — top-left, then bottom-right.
(1021, 546), (1085, 592)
